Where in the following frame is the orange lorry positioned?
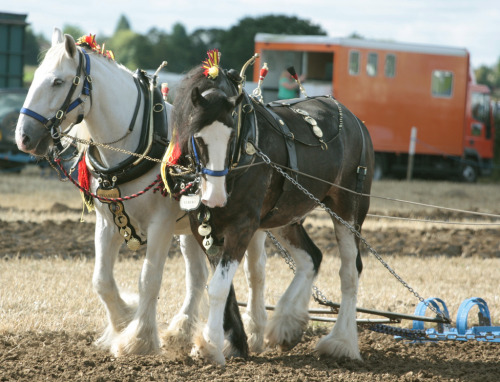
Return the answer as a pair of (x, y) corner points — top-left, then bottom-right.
(253, 33), (495, 181)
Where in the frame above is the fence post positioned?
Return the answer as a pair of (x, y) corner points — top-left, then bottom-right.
(406, 127), (417, 181)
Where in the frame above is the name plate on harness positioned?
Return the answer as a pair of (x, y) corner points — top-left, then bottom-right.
(96, 187), (120, 200)
(180, 193), (201, 211)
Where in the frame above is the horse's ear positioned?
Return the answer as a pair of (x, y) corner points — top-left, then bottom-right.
(191, 87), (209, 108)
(51, 28), (64, 46)
(228, 93), (244, 108)
(64, 34), (77, 58)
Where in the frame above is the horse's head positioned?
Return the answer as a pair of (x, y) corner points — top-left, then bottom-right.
(16, 28), (91, 156)
(172, 65), (243, 208)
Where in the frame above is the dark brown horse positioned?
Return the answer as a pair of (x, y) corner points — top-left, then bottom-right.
(167, 60), (374, 365)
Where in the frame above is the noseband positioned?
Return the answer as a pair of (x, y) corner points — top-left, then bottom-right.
(20, 48), (92, 152)
(191, 135), (229, 177)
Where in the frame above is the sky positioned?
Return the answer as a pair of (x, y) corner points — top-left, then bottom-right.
(2, 0), (500, 69)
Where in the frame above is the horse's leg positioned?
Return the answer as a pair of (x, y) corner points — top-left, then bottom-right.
(93, 211), (137, 350)
(222, 282), (248, 358)
(241, 231), (268, 353)
(265, 223), (321, 351)
(111, 218), (175, 356)
(163, 234), (208, 353)
(198, 253), (248, 360)
(315, 219), (362, 360)
(192, 222), (257, 366)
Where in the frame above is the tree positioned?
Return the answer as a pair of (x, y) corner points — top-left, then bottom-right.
(162, 23), (198, 73)
(218, 15), (327, 80)
(107, 29), (152, 69)
(115, 14), (132, 33)
(62, 25), (85, 40)
(24, 27), (48, 65)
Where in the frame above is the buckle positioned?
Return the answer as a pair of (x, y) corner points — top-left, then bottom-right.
(357, 166), (367, 175)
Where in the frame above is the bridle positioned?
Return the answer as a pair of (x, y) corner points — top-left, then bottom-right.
(190, 135), (230, 177)
(20, 47), (92, 152)
(189, 87), (240, 178)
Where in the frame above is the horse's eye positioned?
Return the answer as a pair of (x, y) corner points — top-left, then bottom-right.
(52, 78), (64, 87)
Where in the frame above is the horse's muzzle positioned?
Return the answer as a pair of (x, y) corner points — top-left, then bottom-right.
(200, 176), (227, 208)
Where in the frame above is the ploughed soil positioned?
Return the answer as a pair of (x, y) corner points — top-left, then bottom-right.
(1, 209), (499, 381)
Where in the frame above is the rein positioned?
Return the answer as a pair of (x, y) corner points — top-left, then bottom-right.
(20, 48), (92, 152)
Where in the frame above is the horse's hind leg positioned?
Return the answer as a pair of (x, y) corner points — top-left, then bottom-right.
(315, 219), (362, 360)
(163, 234), (208, 354)
(265, 223), (322, 351)
(242, 231), (268, 353)
(93, 213), (138, 350)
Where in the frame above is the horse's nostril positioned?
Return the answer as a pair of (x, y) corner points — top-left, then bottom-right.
(22, 134), (30, 146)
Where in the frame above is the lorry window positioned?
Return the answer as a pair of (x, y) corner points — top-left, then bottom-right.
(385, 54), (396, 78)
(471, 92), (492, 138)
(367, 52), (378, 76)
(349, 50), (360, 75)
(431, 70), (453, 97)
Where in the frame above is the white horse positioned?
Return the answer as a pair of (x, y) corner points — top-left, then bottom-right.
(14, 28), (272, 357)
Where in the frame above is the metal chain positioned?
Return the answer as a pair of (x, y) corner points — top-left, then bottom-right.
(264, 231), (333, 308)
(256, 148), (449, 323)
(60, 131), (192, 173)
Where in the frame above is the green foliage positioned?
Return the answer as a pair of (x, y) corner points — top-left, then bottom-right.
(475, 58), (500, 98)
(62, 25), (85, 40)
(218, 15), (326, 80)
(115, 15), (132, 33)
(107, 30), (152, 69)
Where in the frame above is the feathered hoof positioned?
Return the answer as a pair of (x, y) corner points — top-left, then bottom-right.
(315, 334), (362, 361)
(192, 333), (226, 366)
(162, 314), (196, 356)
(242, 312), (265, 353)
(265, 313), (307, 352)
(111, 335), (160, 357)
(94, 325), (118, 351)
(110, 321), (160, 356)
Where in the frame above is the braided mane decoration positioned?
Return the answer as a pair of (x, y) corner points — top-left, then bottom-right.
(76, 34), (115, 60)
(202, 49), (220, 79)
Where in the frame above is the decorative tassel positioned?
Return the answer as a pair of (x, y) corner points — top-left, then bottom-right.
(287, 66), (308, 97)
(78, 153), (94, 212)
(161, 137), (182, 196)
(161, 83), (169, 101)
(202, 49), (221, 79)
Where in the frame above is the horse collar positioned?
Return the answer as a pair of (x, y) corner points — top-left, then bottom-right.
(86, 71), (171, 186)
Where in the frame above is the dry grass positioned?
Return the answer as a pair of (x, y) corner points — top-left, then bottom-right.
(1, 254), (498, 335)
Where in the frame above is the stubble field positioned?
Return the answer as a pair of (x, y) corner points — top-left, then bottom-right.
(0, 166), (499, 381)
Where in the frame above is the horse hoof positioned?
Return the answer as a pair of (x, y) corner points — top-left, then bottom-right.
(315, 335), (362, 361)
(162, 314), (196, 355)
(223, 337), (249, 359)
(242, 312), (266, 353)
(265, 312), (307, 351)
(277, 336), (302, 352)
(192, 334), (226, 365)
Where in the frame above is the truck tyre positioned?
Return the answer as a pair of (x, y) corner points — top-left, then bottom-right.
(460, 161), (478, 183)
(373, 154), (385, 181)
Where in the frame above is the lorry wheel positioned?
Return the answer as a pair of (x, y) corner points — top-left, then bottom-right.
(460, 163), (478, 183)
(373, 154), (385, 181)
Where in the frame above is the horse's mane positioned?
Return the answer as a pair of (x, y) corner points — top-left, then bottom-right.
(172, 65), (237, 149)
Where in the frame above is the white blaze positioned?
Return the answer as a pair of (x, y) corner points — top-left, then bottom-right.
(195, 121), (232, 208)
